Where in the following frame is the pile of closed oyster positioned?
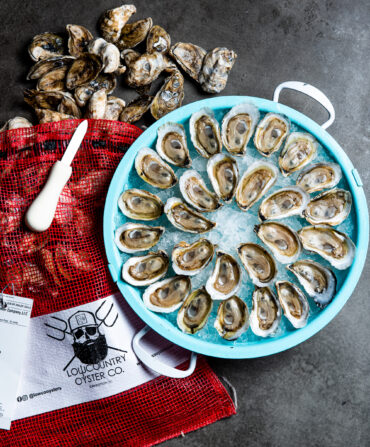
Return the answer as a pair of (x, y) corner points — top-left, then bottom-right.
(116, 103), (355, 341)
(0, 4), (237, 131)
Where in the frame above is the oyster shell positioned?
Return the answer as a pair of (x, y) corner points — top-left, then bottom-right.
(118, 188), (163, 220)
(303, 188), (352, 226)
(147, 25), (171, 54)
(125, 52), (170, 87)
(35, 109), (74, 123)
(254, 222), (301, 264)
(258, 186), (310, 221)
(237, 243), (277, 287)
(279, 132), (318, 176)
(296, 162), (342, 193)
(164, 198), (216, 233)
(66, 24), (93, 58)
(156, 122), (191, 167)
(179, 170), (221, 212)
(221, 102), (260, 155)
(298, 225), (355, 270)
(207, 153), (239, 203)
(254, 113), (289, 157)
(177, 287), (213, 334)
(169, 42), (206, 81)
(99, 4), (137, 43)
(86, 89), (107, 119)
(172, 238), (215, 275)
(66, 54), (102, 90)
(199, 47), (237, 93)
(151, 69), (185, 120)
(189, 108), (222, 158)
(103, 96), (126, 120)
(115, 222), (165, 253)
(0, 117), (33, 132)
(120, 95), (153, 123)
(143, 276), (192, 313)
(74, 73), (117, 107)
(287, 260), (336, 308)
(206, 252), (241, 300)
(275, 281), (309, 329)
(117, 18), (153, 50)
(28, 32), (64, 61)
(250, 286), (281, 337)
(88, 38), (121, 73)
(36, 64), (69, 91)
(122, 250), (169, 286)
(135, 147), (177, 189)
(236, 161), (278, 211)
(27, 56), (74, 80)
(214, 296), (249, 340)
(24, 90), (80, 118)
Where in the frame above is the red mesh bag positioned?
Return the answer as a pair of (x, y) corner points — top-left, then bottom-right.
(0, 120), (235, 446)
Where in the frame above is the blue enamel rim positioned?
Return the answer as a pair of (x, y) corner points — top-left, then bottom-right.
(103, 96), (369, 359)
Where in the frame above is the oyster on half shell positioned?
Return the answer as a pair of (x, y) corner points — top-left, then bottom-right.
(115, 222), (165, 254)
(214, 296), (249, 340)
(143, 276), (191, 313)
(164, 198), (216, 233)
(206, 252), (241, 300)
(122, 250), (169, 286)
(207, 153), (239, 203)
(190, 108), (222, 158)
(258, 186), (310, 221)
(250, 287), (281, 337)
(275, 281), (309, 329)
(238, 243), (277, 287)
(135, 148), (177, 189)
(180, 170), (221, 212)
(254, 113), (289, 157)
(156, 122), (191, 167)
(172, 238), (215, 276)
(177, 287), (213, 334)
(118, 188), (163, 221)
(279, 132), (318, 176)
(296, 162), (342, 193)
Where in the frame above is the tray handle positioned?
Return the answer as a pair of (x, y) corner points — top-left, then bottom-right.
(132, 325), (197, 378)
(273, 81), (335, 130)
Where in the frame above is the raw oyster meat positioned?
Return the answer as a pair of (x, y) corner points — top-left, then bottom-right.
(206, 252), (241, 300)
(303, 188), (352, 226)
(287, 260), (336, 308)
(147, 25), (171, 54)
(169, 42), (206, 81)
(298, 225), (355, 270)
(115, 222), (165, 253)
(254, 113), (289, 157)
(275, 281), (309, 329)
(177, 287), (213, 334)
(135, 148), (177, 189)
(66, 24), (93, 58)
(99, 4), (137, 43)
(296, 162), (342, 193)
(189, 108), (222, 158)
(179, 170), (221, 212)
(237, 243), (277, 287)
(172, 238), (215, 275)
(143, 276), (191, 313)
(118, 188), (163, 220)
(279, 132), (318, 176)
(258, 186), (310, 221)
(221, 102), (260, 155)
(28, 32), (64, 61)
(214, 296), (249, 340)
(156, 122), (191, 167)
(207, 153), (239, 203)
(122, 250), (169, 286)
(199, 47), (237, 93)
(151, 69), (184, 120)
(254, 221), (301, 264)
(236, 161), (278, 211)
(250, 287), (281, 337)
(164, 198), (216, 233)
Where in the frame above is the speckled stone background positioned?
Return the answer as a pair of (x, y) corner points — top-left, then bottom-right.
(0, 1), (369, 446)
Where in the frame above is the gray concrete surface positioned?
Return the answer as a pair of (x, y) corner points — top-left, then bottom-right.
(0, 0), (369, 445)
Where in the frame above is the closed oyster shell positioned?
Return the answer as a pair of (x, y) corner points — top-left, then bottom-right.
(120, 95), (153, 123)
(169, 42), (206, 81)
(236, 161), (278, 211)
(221, 102), (260, 156)
(147, 25), (171, 54)
(258, 186), (310, 221)
(35, 109), (75, 123)
(254, 113), (290, 157)
(74, 73), (117, 107)
(237, 243), (277, 287)
(99, 4), (137, 43)
(118, 188), (163, 220)
(199, 47), (237, 93)
(206, 252), (241, 300)
(172, 238), (215, 275)
(156, 122), (191, 167)
(36, 65), (70, 91)
(177, 287), (213, 334)
(28, 32), (64, 61)
(296, 162), (342, 193)
(103, 96), (126, 120)
(207, 153), (239, 203)
(276, 281), (309, 329)
(117, 18), (153, 50)
(25, 90), (81, 118)
(279, 132), (318, 176)
(151, 69), (184, 120)
(143, 276), (191, 313)
(303, 188), (352, 226)
(164, 198), (216, 233)
(115, 222), (165, 254)
(190, 108), (222, 158)
(298, 225), (355, 270)
(214, 296), (249, 340)
(121, 250), (169, 286)
(66, 24), (93, 58)
(125, 52), (170, 87)
(86, 89), (107, 119)
(88, 38), (121, 74)
(27, 56), (74, 80)
(66, 54), (103, 90)
(179, 170), (221, 212)
(287, 259), (336, 308)
(250, 286), (281, 337)
(0, 117), (33, 132)
(135, 148), (177, 189)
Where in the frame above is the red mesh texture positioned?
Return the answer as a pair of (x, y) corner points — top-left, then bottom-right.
(0, 119), (235, 446)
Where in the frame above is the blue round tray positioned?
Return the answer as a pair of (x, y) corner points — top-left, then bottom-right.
(103, 96), (368, 359)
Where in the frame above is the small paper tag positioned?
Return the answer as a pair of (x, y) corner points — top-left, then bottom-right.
(0, 293), (33, 430)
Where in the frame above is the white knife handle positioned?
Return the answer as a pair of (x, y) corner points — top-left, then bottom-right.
(25, 161), (72, 232)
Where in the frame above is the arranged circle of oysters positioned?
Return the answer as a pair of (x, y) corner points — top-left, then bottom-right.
(115, 102), (355, 342)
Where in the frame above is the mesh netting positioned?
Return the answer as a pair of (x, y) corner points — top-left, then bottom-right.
(0, 119), (235, 446)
